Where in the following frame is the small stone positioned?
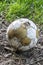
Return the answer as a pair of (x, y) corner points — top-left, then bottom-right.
(37, 62), (41, 65)
(4, 47), (14, 51)
(21, 58), (26, 64)
(4, 53), (12, 58)
(14, 58), (20, 64)
(1, 29), (6, 32)
(2, 24), (7, 29)
(4, 21), (9, 26)
(37, 44), (42, 48)
(26, 59), (30, 64)
(30, 58), (34, 64)
(3, 41), (8, 44)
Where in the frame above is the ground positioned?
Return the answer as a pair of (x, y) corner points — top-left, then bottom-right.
(0, 15), (43, 65)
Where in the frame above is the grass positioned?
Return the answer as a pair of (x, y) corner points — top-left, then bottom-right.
(0, 0), (43, 25)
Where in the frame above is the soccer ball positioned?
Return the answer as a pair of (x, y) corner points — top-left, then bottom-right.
(6, 18), (39, 51)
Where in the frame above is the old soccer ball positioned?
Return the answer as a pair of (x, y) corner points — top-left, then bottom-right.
(6, 18), (39, 51)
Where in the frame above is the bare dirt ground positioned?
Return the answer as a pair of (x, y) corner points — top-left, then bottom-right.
(0, 15), (43, 65)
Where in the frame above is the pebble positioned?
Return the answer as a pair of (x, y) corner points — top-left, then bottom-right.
(26, 59), (30, 64)
(2, 24), (7, 29)
(1, 29), (6, 32)
(14, 58), (20, 64)
(4, 53), (12, 58)
(3, 41), (8, 44)
(30, 58), (34, 64)
(4, 47), (14, 51)
(37, 62), (41, 65)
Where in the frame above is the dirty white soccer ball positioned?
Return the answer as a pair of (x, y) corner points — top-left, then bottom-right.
(6, 18), (39, 51)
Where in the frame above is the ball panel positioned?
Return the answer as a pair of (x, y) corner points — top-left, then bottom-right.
(7, 29), (15, 39)
(21, 37), (31, 46)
